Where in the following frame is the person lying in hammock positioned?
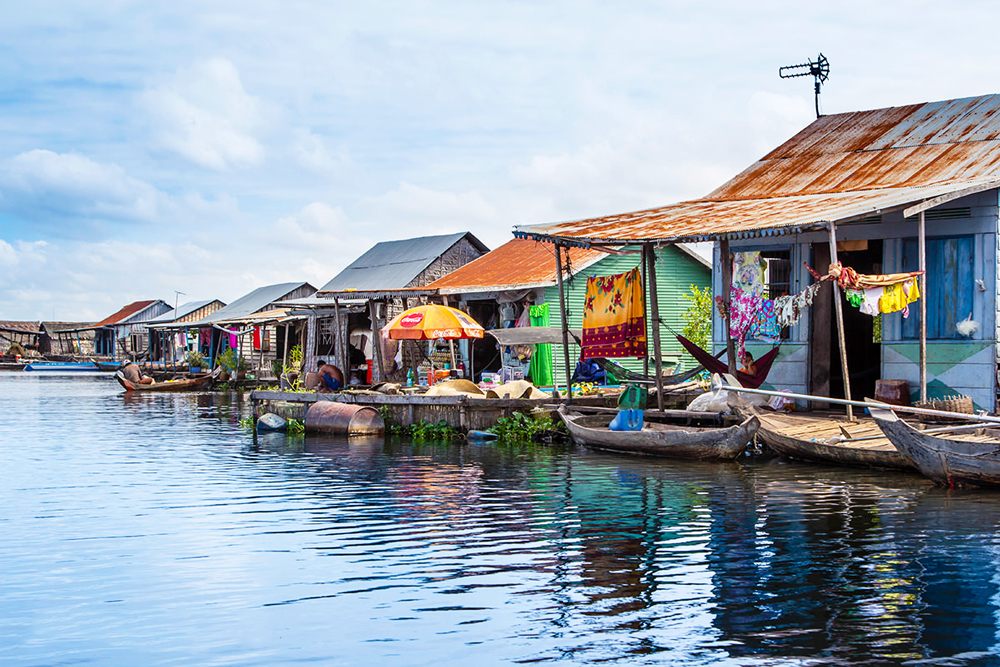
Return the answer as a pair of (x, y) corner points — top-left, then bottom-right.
(740, 351), (757, 376)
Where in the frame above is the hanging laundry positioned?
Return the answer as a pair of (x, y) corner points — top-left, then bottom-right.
(805, 260), (924, 290)
(879, 278), (920, 317)
(845, 289), (864, 308)
(229, 327), (238, 349)
(252, 326), (261, 350)
(733, 251), (765, 297)
(860, 288), (881, 316)
(729, 286), (762, 360)
(581, 267), (646, 359)
(774, 283), (824, 328)
(751, 298), (781, 343)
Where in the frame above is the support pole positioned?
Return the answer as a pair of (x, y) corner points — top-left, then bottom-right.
(828, 222), (854, 420)
(332, 298), (344, 376)
(641, 245), (649, 380)
(646, 243), (665, 411)
(369, 300), (384, 383)
(919, 210), (928, 403)
(554, 244), (573, 403)
(719, 238), (737, 375)
(442, 295), (458, 371)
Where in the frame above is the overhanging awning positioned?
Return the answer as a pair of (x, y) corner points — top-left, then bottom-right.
(487, 327), (582, 345)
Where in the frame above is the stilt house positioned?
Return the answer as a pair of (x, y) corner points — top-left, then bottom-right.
(516, 94), (1000, 411)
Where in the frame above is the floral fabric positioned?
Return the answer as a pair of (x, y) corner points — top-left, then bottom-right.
(581, 267), (647, 359)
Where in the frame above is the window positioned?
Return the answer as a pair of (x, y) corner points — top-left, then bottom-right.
(901, 236), (974, 340)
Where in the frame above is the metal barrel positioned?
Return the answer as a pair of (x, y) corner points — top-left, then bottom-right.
(305, 402), (385, 435)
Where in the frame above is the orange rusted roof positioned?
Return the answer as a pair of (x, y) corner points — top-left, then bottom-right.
(427, 238), (606, 294)
(516, 94), (1000, 244)
(94, 300), (157, 327)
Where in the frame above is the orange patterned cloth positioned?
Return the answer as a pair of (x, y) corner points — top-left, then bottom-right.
(581, 267), (647, 359)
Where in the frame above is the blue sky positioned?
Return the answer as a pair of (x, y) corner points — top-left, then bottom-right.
(2, 1), (999, 320)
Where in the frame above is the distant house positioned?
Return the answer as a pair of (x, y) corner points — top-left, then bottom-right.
(290, 232), (488, 383)
(426, 238), (711, 387)
(145, 300), (227, 365)
(39, 322), (98, 357)
(0, 321), (41, 356)
(516, 93), (1000, 411)
(188, 283), (315, 377)
(93, 300), (172, 361)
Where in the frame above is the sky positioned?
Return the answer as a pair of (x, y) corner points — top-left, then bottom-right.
(2, 1), (1000, 321)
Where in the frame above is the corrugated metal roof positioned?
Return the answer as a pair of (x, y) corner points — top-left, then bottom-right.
(319, 232), (488, 292)
(515, 94), (1000, 244)
(426, 238), (607, 293)
(147, 300), (218, 324)
(0, 321), (41, 334)
(194, 283), (315, 324)
(94, 301), (160, 327)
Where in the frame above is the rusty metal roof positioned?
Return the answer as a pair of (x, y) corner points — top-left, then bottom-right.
(515, 94), (1000, 245)
(94, 301), (159, 327)
(426, 238), (607, 294)
(0, 321), (41, 334)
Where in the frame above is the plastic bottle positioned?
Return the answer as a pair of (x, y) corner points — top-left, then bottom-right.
(406, 368), (414, 387)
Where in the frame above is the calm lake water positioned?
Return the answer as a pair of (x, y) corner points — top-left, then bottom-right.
(3, 374), (1000, 666)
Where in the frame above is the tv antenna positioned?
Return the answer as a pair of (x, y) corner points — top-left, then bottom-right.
(779, 53), (829, 118)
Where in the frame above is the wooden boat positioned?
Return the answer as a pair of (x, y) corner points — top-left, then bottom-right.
(869, 405), (1000, 488)
(115, 368), (219, 392)
(733, 401), (915, 470)
(556, 405), (758, 460)
(24, 361), (101, 372)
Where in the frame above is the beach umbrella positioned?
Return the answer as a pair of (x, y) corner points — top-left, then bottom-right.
(383, 304), (485, 340)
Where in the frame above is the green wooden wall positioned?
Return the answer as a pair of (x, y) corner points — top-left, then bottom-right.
(542, 245), (711, 387)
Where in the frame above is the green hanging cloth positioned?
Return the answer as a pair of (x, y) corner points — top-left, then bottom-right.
(529, 303), (554, 387)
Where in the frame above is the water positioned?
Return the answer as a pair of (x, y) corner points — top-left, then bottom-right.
(3, 374), (1000, 666)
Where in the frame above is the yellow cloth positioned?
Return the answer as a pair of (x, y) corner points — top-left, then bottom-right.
(581, 267), (647, 359)
(878, 278), (920, 314)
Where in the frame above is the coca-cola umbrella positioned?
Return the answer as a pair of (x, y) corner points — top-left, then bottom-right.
(383, 304), (485, 340)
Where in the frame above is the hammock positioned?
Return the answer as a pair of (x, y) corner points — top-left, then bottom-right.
(676, 335), (780, 389)
(592, 356), (713, 386)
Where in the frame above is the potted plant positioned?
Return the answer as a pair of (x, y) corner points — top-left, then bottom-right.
(186, 350), (207, 373)
(236, 355), (251, 381)
(216, 347), (237, 381)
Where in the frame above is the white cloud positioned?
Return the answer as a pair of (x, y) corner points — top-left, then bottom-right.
(141, 59), (264, 171)
(357, 182), (503, 242)
(291, 129), (352, 173)
(0, 150), (162, 225)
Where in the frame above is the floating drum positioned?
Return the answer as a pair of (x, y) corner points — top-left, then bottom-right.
(256, 412), (288, 432)
(874, 379), (910, 406)
(305, 402), (385, 435)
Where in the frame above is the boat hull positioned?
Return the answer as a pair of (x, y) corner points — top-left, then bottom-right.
(870, 406), (1000, 488)
(115, 370), (217, 392)
(557, 405), (758, 460)
(24, 362), (99, 372)
(732, 401), (915, 470)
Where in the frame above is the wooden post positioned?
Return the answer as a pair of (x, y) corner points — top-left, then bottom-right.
(828, 222), (854, 421)
(332, 298), (344, 376)
(919, 210), (928, 403)
(369, 300), (384, 382)
(281, 322), (289, 371)
(554, 244), (573, 402)
(641, 245), (649, 380)
(646, 243), (665, 411)
(719, 238), (737, 375)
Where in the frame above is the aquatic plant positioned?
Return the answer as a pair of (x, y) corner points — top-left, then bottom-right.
(487, 411), (564, 444)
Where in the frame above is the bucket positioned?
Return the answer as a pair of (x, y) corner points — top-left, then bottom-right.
(874, 379), (910, 406)
(305, 402), (385, 435)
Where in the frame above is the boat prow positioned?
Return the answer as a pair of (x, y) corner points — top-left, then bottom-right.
(115, 368), (220, 392)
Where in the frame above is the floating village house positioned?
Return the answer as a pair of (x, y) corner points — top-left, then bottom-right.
(516, 93), (1000, 411)
(284, 232), (487, 383)
(423, 237), (710, 388)
(187, 282), (315, 378)
(144, 299), (227, 367)
(93, 300), (172, 361)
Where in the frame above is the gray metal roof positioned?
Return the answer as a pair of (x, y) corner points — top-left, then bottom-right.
(147, 300), (217, 324)
(194, 283), (315, 324)
(319, 232), (488, 292)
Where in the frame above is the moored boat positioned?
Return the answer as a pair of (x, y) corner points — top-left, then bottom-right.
(869, 404), (1000, 488)
(115, 368), (219, 392)
(557, 405), (758, 460)
(24, 361), (101, 372)
(733, 401), (915, 470)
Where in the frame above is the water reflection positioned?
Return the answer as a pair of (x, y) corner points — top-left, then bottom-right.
(3, 374), (1000, 666)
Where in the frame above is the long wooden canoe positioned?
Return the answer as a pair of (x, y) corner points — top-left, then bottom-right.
(557, 405), (758, 460)
(733, 401), (915, 470)
(869, 404), (1000, 488)
(115, 369), (218, 392)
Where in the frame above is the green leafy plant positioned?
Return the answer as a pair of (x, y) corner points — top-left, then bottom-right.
(681, 284), (712, 351)
(238, 416), (254, 429)
(284, 345), (303, 376)
(217, 347), (238, 372)
(186, 350), (207, 368)
(286, 418), (305, 434)
(487, 411), (564, 444)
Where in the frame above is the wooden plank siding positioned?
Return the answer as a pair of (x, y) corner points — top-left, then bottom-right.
(543, 245), (710, 388)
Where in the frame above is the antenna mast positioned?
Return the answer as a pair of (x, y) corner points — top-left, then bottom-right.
(779, 53), (829, 118)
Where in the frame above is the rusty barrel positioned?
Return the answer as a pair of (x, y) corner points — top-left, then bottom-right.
(874, 379), (910, 406)
(305, 402), (385, 435)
